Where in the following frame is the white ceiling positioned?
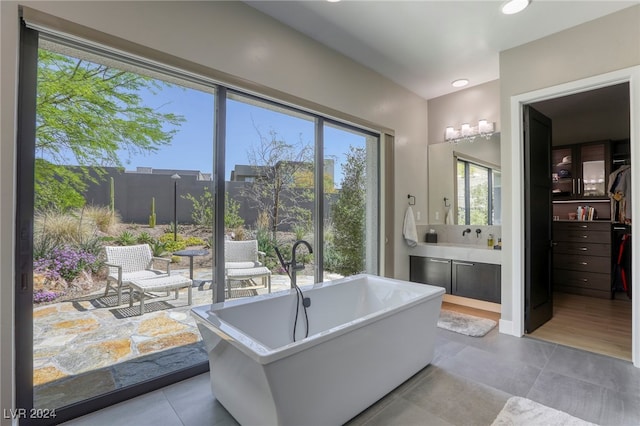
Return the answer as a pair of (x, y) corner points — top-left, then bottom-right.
(247, 1), (638, 100)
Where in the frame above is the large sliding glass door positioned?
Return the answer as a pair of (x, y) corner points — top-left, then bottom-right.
(17, 25), (381, 424)
(225, 93), (316, 297)
(24, 35), (216, 419)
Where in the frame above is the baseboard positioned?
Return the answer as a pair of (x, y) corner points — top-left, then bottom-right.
(499, 319), (521, 336)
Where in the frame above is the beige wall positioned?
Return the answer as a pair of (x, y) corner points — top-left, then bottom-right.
(0, 1), (428, 417)
(499, 5), (640, 328)
(427, 80), (500, 145)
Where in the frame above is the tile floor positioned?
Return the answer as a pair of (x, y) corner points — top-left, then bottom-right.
(63, 326), (640, 426)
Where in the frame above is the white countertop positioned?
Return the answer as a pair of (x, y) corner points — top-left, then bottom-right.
(411, 242), (502, 265)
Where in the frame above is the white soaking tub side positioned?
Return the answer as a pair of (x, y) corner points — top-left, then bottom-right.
(191, 274), (445, 426)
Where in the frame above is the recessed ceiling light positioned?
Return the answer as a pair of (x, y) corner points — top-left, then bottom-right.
(501, 0), (531, 15)
(452, 79), (469, 88)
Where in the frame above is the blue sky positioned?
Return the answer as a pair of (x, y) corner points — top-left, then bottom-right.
(121, 82), (366, 187)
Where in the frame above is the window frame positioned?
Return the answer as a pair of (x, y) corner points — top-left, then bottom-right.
(456, 156), (499, 226)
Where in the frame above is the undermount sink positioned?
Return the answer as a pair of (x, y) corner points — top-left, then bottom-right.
(412, 242), (502, 264)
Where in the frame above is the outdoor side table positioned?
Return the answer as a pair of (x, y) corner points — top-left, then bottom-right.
(173, 249), (210, 281)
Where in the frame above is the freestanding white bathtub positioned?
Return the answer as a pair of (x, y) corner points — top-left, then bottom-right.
(191, 274), (444, 426)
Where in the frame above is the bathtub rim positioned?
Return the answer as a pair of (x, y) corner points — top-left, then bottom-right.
(191, 273), (445, 365)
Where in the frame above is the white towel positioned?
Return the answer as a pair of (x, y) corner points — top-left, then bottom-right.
(445, 207), (454, 225)
(403, 206), (418, 247)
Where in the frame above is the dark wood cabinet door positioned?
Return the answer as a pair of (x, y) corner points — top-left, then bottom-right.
(452, 261), (500, 303)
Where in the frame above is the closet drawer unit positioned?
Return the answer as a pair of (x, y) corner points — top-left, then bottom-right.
(553, 229), (610, 244)
(555, 221), (610, 232)
(553, 241), (610, 257)
(553, 269), (611, 298)
(553, 269), (611, 291)
(554, 254), (611, 273)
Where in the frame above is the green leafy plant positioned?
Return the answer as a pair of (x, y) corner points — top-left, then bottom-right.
(136, 231), (154, 245)
(150, 240), (168, 257)
(183, 187), (213, 228)
(184, 236), (206, 246)
(331, 146), (366, 276)
(158, 234), (186, 252)
(225, 194), (245, 229)
(114, 230), (137, 246)
(35, 49), (184, 211)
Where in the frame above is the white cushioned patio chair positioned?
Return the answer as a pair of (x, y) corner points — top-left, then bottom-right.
(224, 240), (271, 297)
(103, 244), (171, 305)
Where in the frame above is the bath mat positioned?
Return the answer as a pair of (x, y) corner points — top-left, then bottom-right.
(437, 309), (496, 337)
(491, 396), (598, 426)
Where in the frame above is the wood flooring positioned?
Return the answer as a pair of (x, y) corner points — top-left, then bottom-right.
(444, 291), (632, 361)
(442, 301), (501, 322)
(528, 291), (632, 361)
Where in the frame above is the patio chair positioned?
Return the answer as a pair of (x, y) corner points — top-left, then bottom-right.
(103, 244), (171, 305)
(225, 240), (271, 297)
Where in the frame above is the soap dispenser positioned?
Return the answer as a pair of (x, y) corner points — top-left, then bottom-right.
(487, 234), (494, 247)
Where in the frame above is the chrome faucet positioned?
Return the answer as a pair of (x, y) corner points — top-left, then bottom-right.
(290, 240), (313, 289)
(462, 228), (471, 236)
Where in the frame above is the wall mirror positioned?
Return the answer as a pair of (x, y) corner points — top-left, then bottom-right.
(428, 133), (501, 225)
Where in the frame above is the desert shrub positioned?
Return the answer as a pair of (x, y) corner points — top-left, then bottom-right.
(83, 205), (120, 233)
(150, 240), (168, 257)
(322, 222), (342, 274)
(184, 236), (205, 246)
(158, 234), (186, 252)
(33, 231), (62, 261)
(183, 187), (213, 228)
(225, 194), (244, 229)
(136, 231), (155, 245)
(34, 246), (99, 282)
(293, 225), (308, 241)
(114, 230), (137, 246)
(163, 222), (187, 235)
(34, 209), (93, 245)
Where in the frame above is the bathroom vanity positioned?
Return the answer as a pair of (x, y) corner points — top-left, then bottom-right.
(409, 243), (501, 303)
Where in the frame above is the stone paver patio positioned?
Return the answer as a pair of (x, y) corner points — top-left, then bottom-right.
(32, 268), (329, 409)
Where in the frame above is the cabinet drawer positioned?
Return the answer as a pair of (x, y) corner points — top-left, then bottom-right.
(553, 268), (610, 291)
(554, 230), (610, 244)
(452, 261), (500, 303)
(409, 256), (451, 293)
(554, 254), (611, 273)
(554, 241), (610, 257)
(554, 221), (610, 233)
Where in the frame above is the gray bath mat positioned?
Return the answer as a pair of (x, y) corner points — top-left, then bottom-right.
(437, 309), (497, 337)
(491, 396), (598, 426)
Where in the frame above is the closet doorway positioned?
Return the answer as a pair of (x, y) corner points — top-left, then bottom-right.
(525, 82), (632, 361)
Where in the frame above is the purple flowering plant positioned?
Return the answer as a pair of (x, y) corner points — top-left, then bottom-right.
(34, 245), (98, 283)
(33, 289), (65, 303)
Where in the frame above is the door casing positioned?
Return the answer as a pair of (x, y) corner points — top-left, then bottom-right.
(505, 66), (640, 367)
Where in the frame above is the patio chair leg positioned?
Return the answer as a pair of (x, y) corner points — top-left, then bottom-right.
(117, 286), (122, 306)
(139, 292), (145, 315)
(268, 275), (271, 293)
(174, 289), (179, 299)
(188, 285), (192, 305)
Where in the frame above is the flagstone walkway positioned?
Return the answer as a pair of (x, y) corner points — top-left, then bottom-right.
(32, 269), (322, 409)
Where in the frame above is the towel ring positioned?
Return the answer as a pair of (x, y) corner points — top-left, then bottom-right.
(407, 194), (416, 205)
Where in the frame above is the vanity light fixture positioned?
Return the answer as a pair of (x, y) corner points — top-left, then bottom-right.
(501, 0), (531, 15)
(445, 120), (495, 144)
